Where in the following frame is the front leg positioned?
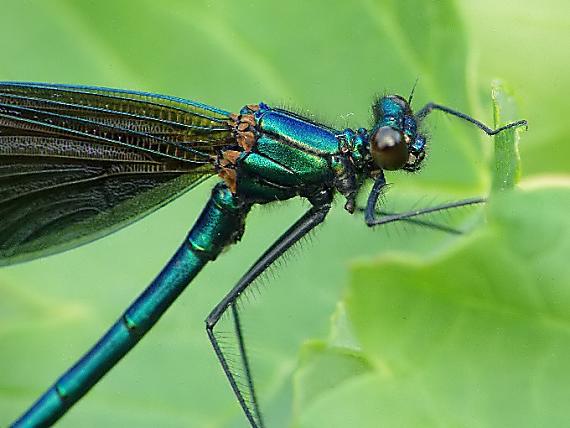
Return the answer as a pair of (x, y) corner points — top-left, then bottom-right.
(205, 189), (333, 428)
(415, 102), (527, 135)
(365, 172), (485, 227)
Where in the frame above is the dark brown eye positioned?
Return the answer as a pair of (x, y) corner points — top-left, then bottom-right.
(370, 126), (408, 170)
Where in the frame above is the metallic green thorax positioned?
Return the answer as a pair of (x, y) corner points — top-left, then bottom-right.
(223, 103), (368, 208)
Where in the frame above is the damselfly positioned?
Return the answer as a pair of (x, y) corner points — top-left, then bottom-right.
(1, 82), (526, 427)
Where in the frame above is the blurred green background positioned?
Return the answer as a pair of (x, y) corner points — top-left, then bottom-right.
(0, 0), (568, 427)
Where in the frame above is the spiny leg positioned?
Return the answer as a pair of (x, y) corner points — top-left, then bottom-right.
(206, 190), (333, 428)
(364, 208), (464, 234)
(230, 302), (261, 426)
(415, 102), (528, 135)
(357, 203), (464, 235)
(364, 171), (485, 228)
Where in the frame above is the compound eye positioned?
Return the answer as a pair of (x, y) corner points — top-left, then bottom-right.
(370, 126), (408, 170)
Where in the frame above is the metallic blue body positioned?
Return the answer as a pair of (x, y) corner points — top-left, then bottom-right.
(12, 184), (249, 427)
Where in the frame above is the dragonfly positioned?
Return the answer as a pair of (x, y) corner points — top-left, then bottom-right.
(0, 81), (526, 428)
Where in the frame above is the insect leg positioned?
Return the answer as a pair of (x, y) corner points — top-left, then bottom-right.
(415, 102), (527, 135)
(366, 207), (463, 234)
(364, 173), (485, 227)
(205, 189), (333, 428)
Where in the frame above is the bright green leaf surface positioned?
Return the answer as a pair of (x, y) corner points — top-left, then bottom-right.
(492, 81), (524, 191)
(0, 0), (568, 427)
(299, 187), (570, 428)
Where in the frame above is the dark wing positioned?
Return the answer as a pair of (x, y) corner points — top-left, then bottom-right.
(0, 82), (234, 266)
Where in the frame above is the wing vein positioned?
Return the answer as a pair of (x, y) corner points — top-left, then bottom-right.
(0, 107), (213, 164)
(0, 92), (231, 132)
(0, 169), (203, 206)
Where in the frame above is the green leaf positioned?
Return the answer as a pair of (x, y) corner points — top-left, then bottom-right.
(297, 185), (570, 427)
(292, 340), (373, 424)
(491, 81), (524, 191)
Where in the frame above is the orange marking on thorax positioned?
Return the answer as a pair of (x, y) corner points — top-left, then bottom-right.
(218, 107), (259, 194)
